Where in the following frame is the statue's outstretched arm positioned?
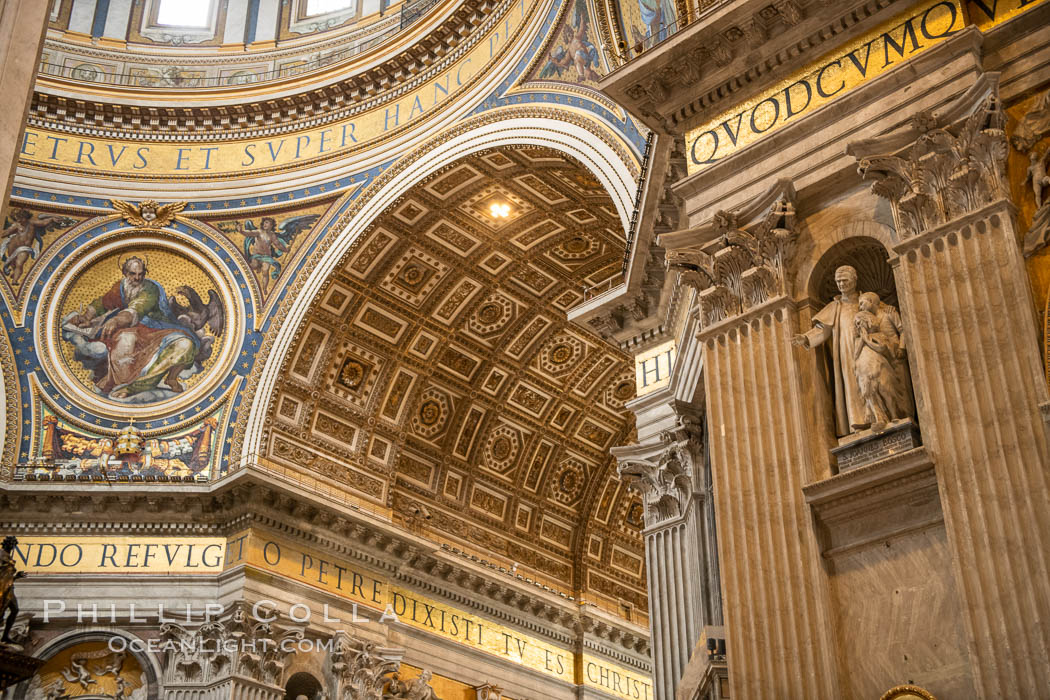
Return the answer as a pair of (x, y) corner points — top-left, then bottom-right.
(794, 322), (832, 349)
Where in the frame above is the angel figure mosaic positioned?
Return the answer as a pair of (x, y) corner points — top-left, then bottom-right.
(0, 208), (76, 283)
(217, 214), (319, 294)
(539, 0), (603, 84)
(59, 255), (225, 403)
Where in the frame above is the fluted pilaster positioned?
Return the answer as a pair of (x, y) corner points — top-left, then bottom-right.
(663, 179), (841, 697)
(889, 202), (1050, 695)
(613, 414), (719, 700)
(700, 298), (840, 699)
(849, 73), (1050, 697)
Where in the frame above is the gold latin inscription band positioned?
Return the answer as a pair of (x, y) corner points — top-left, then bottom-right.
(17, 0), (535, 179)
(685, 0), (1047, 175)
(15, 536), (228, 574)
(15, 533), (652, 700)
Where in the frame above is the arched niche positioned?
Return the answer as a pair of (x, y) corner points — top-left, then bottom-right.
(284, 671), (324, 700)
(809, 236), (898, 308)
(15, 629), (162, 700)
(798, 225), (921, 446)
(793, 218), (897, 305)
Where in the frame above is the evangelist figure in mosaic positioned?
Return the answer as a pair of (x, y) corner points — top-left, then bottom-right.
(793, 265), (913, 435)
(61, 256), (224, 402)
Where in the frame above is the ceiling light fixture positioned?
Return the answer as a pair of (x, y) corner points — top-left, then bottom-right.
(490, 202), (510, 218)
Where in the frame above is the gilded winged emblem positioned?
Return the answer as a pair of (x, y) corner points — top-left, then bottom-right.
(110, 199), (185, 228)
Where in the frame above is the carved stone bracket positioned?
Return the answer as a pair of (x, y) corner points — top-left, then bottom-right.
(663, 178), (798, 331)
(847, 73), (1009, 241)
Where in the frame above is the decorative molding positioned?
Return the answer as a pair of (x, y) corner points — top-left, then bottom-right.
(0, 464), (652, 665)
(31, 0), (501, 138)
(600, 0), (887, 131)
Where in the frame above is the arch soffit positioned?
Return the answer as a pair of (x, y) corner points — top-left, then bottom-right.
(241, 114), (639, 458)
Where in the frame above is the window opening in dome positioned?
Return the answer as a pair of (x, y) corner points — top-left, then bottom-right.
(306, 0), (356, 15)
(156, 0), (213, 27)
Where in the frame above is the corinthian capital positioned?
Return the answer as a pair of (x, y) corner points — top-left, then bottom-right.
(330, 633), (402, 700)
(848, 73), (1008, 240)
(662, 179), (798, 330)
(613, 415), (704, 525)
(158, 602), (302, 686)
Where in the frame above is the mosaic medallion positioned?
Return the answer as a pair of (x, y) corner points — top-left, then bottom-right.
(40, 233), (241, 417)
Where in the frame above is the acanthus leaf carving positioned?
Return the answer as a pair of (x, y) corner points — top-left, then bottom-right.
(327, 632), (440, 700)
(159, 602), (302, 687)
(615, 416), (703, 525)
(331, 635), (399, 700)
(850, 76), (1009, 241)
(664, 180), (797, 330)
(776, 0), (803, 25)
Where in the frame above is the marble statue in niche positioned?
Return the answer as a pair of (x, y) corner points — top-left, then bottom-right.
(793, 265), (914, 436)
(853, 291), (912, 431)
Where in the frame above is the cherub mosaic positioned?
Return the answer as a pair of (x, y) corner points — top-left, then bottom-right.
(538, 0), (603, 84)
(58, 251), (225, 404)
(0, 207), (78, 285)
(216, 212), (320, 295)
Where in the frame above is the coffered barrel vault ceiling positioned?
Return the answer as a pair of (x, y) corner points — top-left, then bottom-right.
(265, 146), (647, 612)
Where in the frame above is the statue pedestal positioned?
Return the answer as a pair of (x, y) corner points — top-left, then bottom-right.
(832, 419), (920, 473)
(0, 644), (43, 690)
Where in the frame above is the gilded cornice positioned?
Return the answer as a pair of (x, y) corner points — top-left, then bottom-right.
(599, 0), (894, 132)
(0, 465), (651, 665)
